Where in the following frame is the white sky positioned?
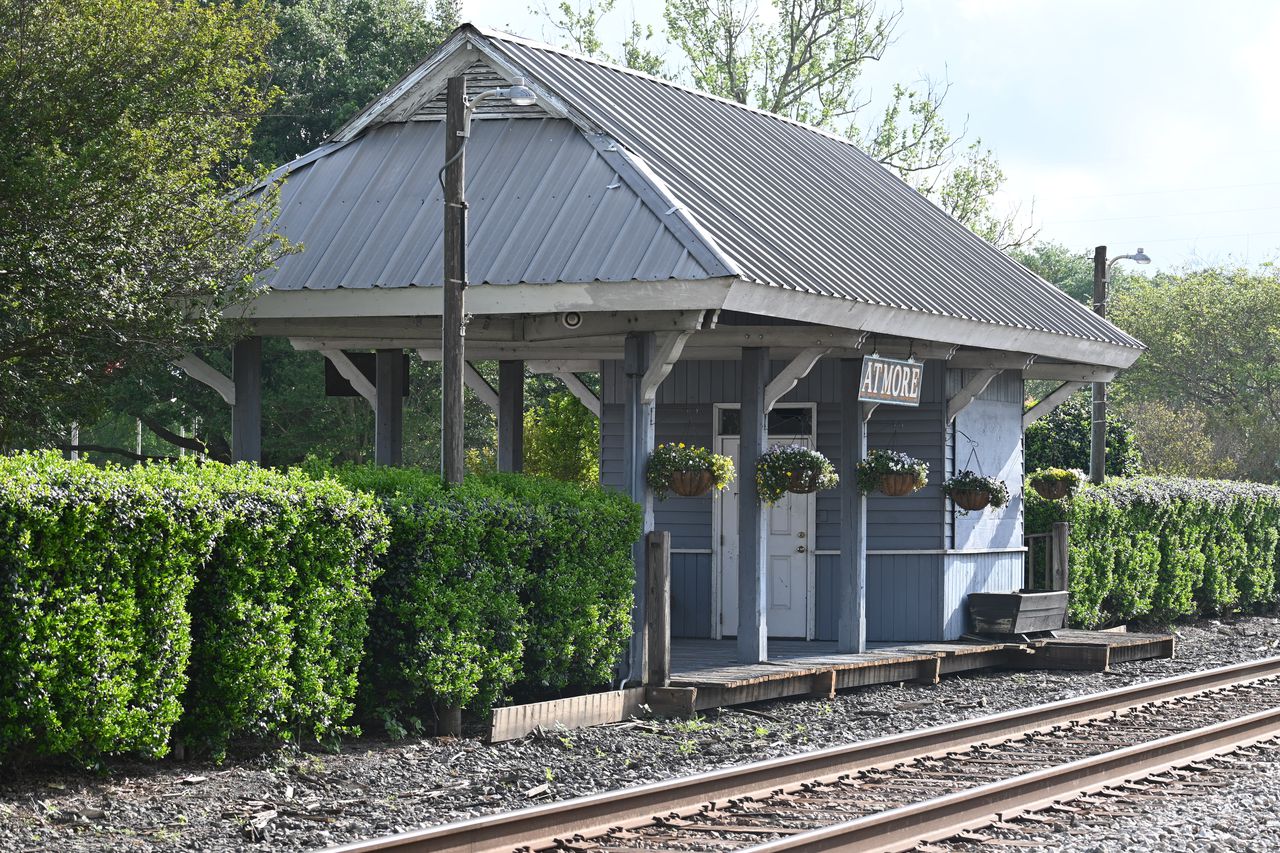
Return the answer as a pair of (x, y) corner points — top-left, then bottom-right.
(461, 0), (1280, 272)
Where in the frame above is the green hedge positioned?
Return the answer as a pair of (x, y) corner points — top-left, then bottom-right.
(1027, 477), (1280, 627)
(0, 453), (386, 761)
(177, 465), (387, 754)
(0, 454), (216, 759)
(320, 465), (641, 720)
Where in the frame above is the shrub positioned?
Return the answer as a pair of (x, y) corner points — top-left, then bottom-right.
(1027, 477), (1280, 627)
(524, 391), (601, 487)
(485, 473), (642, 696)
(1024, 390), (1141, 477)
(0, 453), (218, 759)
(176, 464), (387, 754)
(316, 465), (641, 719)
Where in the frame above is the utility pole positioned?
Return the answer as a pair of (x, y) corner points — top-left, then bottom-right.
(1090, 245), (1108, 485)
(442, 75), (467, 484)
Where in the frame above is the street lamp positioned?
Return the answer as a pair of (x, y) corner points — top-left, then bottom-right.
(441, 76), (537, 483)
(1089, 246), (1150, 485)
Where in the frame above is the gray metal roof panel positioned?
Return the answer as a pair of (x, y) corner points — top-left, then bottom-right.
(480, 29), (1140, 349)
(260, 117), (728, 291)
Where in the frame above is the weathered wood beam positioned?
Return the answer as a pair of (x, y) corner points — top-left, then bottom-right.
(553, 371), (601, 418)
(175, 354), (236, 406)
(320, 349), (376, 409)
(1024, 364), (1118, 382)
(522, 310), (706, 342)
(948, 352), (1036, 370)
(640, 330), (693, 404)
(947, 369), (1003, 424)
(497, 360), (524, 472)
(1023, 381), (1089, 428)
(374, 349), (404, 466)
(764, 347), (829, 411)
(738, 346), (769, 664)
(231, 337), (261, 463)
(463, 362), (499, 412)
(839, 358), (867, 654)
(524, 359), (601, 375)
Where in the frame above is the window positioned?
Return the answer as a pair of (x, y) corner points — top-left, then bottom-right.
(718, 406), (812, 438)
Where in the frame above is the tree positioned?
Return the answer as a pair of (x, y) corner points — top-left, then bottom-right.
(1012, 241), (1146, 306)
(1119, 400), (1238, 479)
(1111, 265), (1280, 482)
(252, 0), (459, 166)
(524, 391), (600, 486)
(0, 0), (288, 446)
(1024, 391), (1141, 478)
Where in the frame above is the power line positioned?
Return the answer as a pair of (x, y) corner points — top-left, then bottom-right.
(1046, 204), (1280, 226)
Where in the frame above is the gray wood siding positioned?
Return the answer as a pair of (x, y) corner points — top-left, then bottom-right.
(671, 551), (713, 638)
(867, 553), (944, 642)
(943, 551), (1025, 639)
(653, 404), (716, 550)
(814, 554), (840, 641)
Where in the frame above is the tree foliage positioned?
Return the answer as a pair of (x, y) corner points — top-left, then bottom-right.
(252, 0), (459, 165)
(1024, 391), (1142, 479)
(1111, 265), (1280, 482)
(0, 0), (289, 445)
(524, 391), (601, 487)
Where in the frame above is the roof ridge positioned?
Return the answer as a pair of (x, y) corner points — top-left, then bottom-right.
(469, 23), (878, 156)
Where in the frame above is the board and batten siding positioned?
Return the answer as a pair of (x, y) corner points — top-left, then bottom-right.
(600, 358), (1024, 641)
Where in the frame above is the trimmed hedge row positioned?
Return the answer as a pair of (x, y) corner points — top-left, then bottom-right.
(320, 465), (641, 720)
(1027, 477), (1280, 627)
(0, 453), (387, 760)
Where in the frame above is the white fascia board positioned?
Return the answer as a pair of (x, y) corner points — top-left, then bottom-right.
(721, 280), (1144, 370)
(234, 279), (735, 320)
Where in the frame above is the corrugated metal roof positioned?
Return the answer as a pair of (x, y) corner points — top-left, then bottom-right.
(262, 117), (733, 290)
(476, 29), (1140, 350)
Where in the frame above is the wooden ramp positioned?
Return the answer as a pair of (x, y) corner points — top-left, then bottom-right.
(670, 631), (1174, 711)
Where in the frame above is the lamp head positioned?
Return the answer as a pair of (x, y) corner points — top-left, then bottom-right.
(503, 77), (537, 107)
(1132, 248), (1151, 265)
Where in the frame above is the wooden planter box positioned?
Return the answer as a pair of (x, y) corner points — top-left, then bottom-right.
(968, 590), (1069, 635)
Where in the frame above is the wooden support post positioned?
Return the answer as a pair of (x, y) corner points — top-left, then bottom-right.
(738, 346), (769, 664)
(1051, 521), (1071, 592)
(645, 530), (671, 687)
(441, 74), (467, 485)
(623, 332), (656, 683)
(375, 349), (404, 466)
(498, 360), (524, 472)
(231, 336), (262, 463)
(838, 358), (867, 653)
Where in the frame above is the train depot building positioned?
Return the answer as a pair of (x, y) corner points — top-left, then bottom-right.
(198, 25), (1151, 691)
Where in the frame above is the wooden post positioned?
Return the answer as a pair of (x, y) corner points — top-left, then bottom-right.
(623, 332), (656, 683)
(442, 75), (467, 484)
(738, 346), (769, 664)
(498, 360), (524, 472)
(231, 336), (262, 463)
(1052, 521), (1071, 592)
(375, 349), (404, 466)
(838, 358), (867, 653)
(645, 530), (671, 687)
(1090, 245), (1108, 485)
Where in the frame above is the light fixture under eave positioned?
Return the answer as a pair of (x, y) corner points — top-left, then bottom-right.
(503, 77), (538, 107)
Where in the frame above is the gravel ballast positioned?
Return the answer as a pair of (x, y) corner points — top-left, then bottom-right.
(3, 616), (1279, 853)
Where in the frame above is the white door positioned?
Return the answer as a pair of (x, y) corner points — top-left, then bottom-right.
(718, 435), (813, 639)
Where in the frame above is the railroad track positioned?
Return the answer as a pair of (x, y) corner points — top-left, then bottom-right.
(324, 657), (1280, 853)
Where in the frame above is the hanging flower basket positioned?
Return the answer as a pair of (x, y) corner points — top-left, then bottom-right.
(756, 445), (838, 504)
(855, 450), (929, 496)
(943, 471), (1010, 514)
(1027, 468), (1083, 501)
(646, 443), (735, 500)
(669, 469), (715, 497)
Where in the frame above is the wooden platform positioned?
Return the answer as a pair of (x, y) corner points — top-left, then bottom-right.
(671, 630), (1175, 711)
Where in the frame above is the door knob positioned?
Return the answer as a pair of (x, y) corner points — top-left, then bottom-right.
(796, 545), (806, 553)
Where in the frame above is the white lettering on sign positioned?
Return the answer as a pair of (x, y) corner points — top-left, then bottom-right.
(859, 355), (924, 406)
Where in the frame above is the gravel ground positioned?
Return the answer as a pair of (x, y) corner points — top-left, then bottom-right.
(3, 615), (1279, 853)
(934, 745), (1280, 852)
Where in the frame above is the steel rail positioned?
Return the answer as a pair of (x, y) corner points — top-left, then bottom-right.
(321, 656), (1280, 853)
(747, 704), (1280, 852)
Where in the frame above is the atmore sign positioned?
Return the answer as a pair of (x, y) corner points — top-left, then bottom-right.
(858, 355), (923, 407)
